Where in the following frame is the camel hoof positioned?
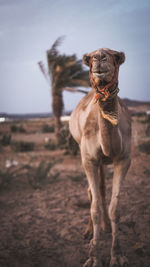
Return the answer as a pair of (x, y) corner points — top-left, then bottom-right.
(93, 258), (103, 267)
(83, 257), (102, 267)
(83, 258), (93, 267)
(110, 255), (129, 267)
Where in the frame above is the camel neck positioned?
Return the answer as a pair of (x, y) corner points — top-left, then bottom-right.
(97, 96), (121, 157)
(99, 95), (118, 112)
(98, 95), (119, 126)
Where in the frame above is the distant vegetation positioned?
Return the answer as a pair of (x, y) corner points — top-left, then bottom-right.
(42, 123), (54, 133)
(27, 159), (61, 189)
(0, 159), (62, 190)
(44, 139), (56, 150)
(0, 133), (11, 146)
(10, 124), (26, 133)
(11, 141), (35, 152)
(138, 140), (150, 155)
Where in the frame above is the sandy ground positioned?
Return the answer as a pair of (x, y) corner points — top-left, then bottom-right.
(0, 114), (150, 267)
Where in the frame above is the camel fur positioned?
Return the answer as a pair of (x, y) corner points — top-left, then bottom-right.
(69, 48), (131, 267)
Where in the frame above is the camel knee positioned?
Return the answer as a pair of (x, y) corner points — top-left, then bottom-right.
(91, 200), (100, 224)
(109, 197), (119, 223)
(88, 187), (92, 202)
(109, 206), (116, 222)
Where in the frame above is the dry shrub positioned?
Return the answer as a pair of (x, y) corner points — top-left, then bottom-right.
(66, 134), (79, 155)
(138, 114), (150, 124)
(143, 114), (150, 123)
(0, 158), (62, 190)
(10, 124), (18, 132)
(0, 169), (12, 189)
(145, 125), (150, 137)
(0, 165), (19, 190)
(42, 123), (54, 133)
(44, 139), (56, 150)
(12, 141), (35, 152)
(27, 159), (62, 189)
(10, 124), (26, 133)
(0, 133), (11, 146)
(59, 123), (79, 155)
(43, 123), (79, 154)
(138, 140), (150, 155)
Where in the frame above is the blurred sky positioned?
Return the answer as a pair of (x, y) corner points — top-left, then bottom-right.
(0, 0), (150, 114)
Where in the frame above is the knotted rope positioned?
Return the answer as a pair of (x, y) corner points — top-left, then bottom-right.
(89, 56), (119, 103)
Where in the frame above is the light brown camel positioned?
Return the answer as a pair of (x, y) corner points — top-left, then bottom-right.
(69, 48), (131, 267)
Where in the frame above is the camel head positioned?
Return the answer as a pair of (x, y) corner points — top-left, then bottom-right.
(83, 48), (125, 101)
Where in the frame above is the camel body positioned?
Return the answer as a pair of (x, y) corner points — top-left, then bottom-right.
(70, 89), (131, 161)
(69, 48), (131, 267)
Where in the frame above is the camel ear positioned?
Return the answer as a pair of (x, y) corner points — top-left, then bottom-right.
(114, 52), (125, 65)
(83, 54), (91, 66)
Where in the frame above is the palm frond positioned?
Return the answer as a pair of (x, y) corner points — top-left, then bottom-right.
(67, 78), (90, 88)
(46, 36), (91, 94)
(63, 87), (88, 94)
(47, 36), (65, 57)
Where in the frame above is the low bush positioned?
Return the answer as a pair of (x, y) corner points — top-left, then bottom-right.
(18, 125), (26, 133)
(0, 133), (11, 146)
(145, 124), (150, 137)
(12, 141), (35, 152)
(0, 158), (62, 190)
(42, 124), (54, 133)
(59, 124), (79, 155)
(44, 139), (56, 150)
(144, 114), (150, 123)
(138, 140), (150, 155)
(138, 114), (150, 124)
(27, 159), (62, 189)
(10, 124), (26, 133)
(10, 125), (18, 132)
(0, 169), (12, 189)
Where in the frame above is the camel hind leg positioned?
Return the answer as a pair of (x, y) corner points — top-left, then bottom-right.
(99, 164), (111, 233)
(84, 187), (93, 239)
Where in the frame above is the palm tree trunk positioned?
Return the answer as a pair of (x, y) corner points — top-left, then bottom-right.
(52, 87), (63, 145)
(54, 115), (61, 144)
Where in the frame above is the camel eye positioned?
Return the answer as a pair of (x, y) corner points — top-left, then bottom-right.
(100, 54), (107, 61)
(93, 55), (100, 61)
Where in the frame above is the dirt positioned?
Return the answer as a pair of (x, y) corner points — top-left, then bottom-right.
(0, 115), (150, 267)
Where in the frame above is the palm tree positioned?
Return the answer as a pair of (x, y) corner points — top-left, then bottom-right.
(45, 37), (90, 144)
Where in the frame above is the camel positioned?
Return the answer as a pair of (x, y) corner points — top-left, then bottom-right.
(69, 48), (131, 267)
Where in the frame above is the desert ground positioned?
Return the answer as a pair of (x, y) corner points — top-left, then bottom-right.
(0, 103), (150, 267)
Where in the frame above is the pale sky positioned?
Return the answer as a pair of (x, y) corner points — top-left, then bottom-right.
(0, 0), (150, 114)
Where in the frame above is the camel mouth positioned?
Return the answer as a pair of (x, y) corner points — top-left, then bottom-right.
(92, 65), (115, 84)
(92, 70), (109, 82)
(93, 70), (107, 76)
(93, 72), (105, 78)
(92, 65), (109, 77)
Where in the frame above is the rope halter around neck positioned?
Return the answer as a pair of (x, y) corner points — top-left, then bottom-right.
(89, 55), (119, 103)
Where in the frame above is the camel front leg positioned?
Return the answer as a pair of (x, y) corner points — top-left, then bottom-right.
(81, 156), (102, 267)
(99, 164), (111, 233)
(84, 165), (111, 240)
(109, 158), (131, 267)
